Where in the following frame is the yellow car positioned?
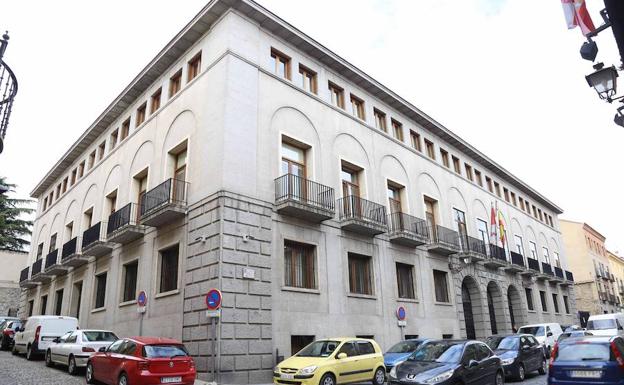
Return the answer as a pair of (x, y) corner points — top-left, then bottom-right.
(274, 338), (386, 385)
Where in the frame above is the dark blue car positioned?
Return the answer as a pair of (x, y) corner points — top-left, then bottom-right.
(384, 339), (427, 373)
(548, 335), (624, 384)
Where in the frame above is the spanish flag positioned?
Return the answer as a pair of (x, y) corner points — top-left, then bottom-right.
(498, 209), (506, 245)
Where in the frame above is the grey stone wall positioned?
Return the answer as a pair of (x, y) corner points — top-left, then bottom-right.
(183, 191), (273, 384)
(0, 285), (21, 317)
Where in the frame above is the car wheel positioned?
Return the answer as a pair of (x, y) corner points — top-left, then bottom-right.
(319, 373), (335, 385)
(45, 350), (54, 367)
(68, 355), (77, 375)
(26, 344), (35, 361)
(86, 362), (95, 384)
(118, 372), (129, 385)
(538, 357), (547, 375)
(372, 367), (385, 385)
(517, 363), (525, 381)
(495, 371), (504, 385)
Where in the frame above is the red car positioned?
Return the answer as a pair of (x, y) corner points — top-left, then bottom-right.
(86, 337), (196, 385)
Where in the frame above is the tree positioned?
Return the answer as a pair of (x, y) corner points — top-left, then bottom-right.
(0, 177), (34, 251)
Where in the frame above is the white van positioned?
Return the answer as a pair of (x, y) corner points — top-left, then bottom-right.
(12, 316), (78, 360)
(586, 313), (624, 336)
(517, 323), (563, 354)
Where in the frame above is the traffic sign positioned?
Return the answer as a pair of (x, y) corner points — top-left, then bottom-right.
(396, 306), (406, 321)
(206, 289), (222, 310)
(137, 291), (147, 307)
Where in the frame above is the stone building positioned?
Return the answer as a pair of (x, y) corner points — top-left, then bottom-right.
(19, 0), (576, 383)
(0, 250), (28, 317)
(607, 250), (624, 312)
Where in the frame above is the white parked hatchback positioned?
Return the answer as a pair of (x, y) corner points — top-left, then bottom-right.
(12, 316), (78, 360)
(45, 329), (118, 374)
(517, 322), (563, 355)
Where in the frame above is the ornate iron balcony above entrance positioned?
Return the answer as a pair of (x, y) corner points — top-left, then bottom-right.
(274, 174), (335, 222)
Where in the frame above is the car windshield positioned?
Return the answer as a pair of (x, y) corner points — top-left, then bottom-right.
(83, 331), (118, 342)
(409, 342), (463, 363)
(518, 326), (545, 336)
(587, 319), (617, 330)
(0, 321), (7, 330)
(143, 345), (188, 358)
(296, 340), (340, 357)
(556, 343), (611, 361)
(387, 340), (421, 354)
(486, 336), (518, 350)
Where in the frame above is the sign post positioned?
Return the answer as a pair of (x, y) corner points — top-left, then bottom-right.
(205, 289), (222, 383)
(137, 291), (147, 336)
(396, 306), (406, 340)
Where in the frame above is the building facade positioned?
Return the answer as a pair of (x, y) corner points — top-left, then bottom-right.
(607, 250), (624, 312)
(560, 220), (618, 318)
(19, 1), (576, 383)
(0, 250), (28, 317)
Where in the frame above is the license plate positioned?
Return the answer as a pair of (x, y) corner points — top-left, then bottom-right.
(281, 374), (295, 380)
(161, 377), (182, 384)
(570, 370), (602, 378)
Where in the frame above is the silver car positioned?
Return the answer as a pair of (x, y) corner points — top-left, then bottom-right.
(45, 329), (118, 374)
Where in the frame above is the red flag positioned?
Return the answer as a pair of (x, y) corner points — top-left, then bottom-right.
(561, 0), (596, 36)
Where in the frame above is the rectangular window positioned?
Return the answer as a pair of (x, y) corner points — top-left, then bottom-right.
(159, 244), (179, 293)
(374, 109), (387, 132)
(348, 253), (373, 295)
(28, 300), (34, 317)
(542, 247), (550, 264)
(486, 177), (493, 193)
(270, 48), (290, 80)
(440, 148), (449, 167)
(474, 169), (483, 187)
(396, 263), (415, 299)
(341, 163), (361, 198)
(88, 151), (96, 169)
(350, 94), (365, 120)
(54, 289), (63, 316)
(328, 82), (345, 109)
(36, 243), (44, 259)
(150, 88), (161, 115)
(519, 197), (525, 211)
(503, 187), (510, 202)
(387, 182), (402, 213)
(94, 273), (107, 309)
(98, 141), (106, 161)
(62, 177), (68, 194)
(284, 241), (316, 289)
(40, 295), (48, 315)
(563, 295), (570, 314)
(71, 281), (82, 318)
(187, 51), (201, 82)
(529, 241), (538, 260)
(78, 161), (85, 178)
(552, 293), (560, 313)
(494, 182), (501, 197)
(281, 140), (307, 177)
(55, 184), (61, 199)
(110, 129), (119, 150)
(291, 335), (315, 356)
(538, 208), (544, 222)
(122, 261), (138, 302)
(510, 192), (517, 206)
(136, 103), (147, 127)
(410, 130), (421, 151)
(532, 205), (538, 218)
(298, 64), (317, 94)
(548, 215), (554, 227)
(539, 290), (547, 312)
(43, 197), (48, 211)
(49, 233), (57, 253)
(70, 169), (77, 186)
(169, 69), (182, 97)
(514, 235), (524, 255)
(452, 156), (461, 174)
(553, 252), (561, 268)
(391, 119), (403, 141)
(424, 197), (438, 230)
(433, 270), (449, 303)
(465, 164), (473, 181)
(425, 139), (435, 159)
(525, 288), (534, 311)
(121, 118), (130, 140)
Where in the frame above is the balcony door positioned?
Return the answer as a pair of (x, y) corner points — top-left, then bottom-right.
(173, 149), (187, 202)
(281, 142), (306, 200)
(341, 167), (360, 217)
(453, 208), (468, 249)
(387, 184), (402, 231)
(136, 174), (148, 218)
(424, 198), (437, 240)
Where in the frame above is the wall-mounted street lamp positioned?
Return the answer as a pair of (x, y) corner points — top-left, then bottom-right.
(585, 63), (619, 102)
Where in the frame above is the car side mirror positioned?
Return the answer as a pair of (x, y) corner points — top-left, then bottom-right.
(466, 359), (479, 369)
(521, 345), (530, 351)
(547, 332), (553, 337)
(98, 347), (107, 353)
(336, 352), (347, 359)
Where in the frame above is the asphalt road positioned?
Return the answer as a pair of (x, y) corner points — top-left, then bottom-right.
(0, 350), (548, 385)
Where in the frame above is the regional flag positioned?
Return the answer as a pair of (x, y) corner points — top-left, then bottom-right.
(561, 0), (596, 36)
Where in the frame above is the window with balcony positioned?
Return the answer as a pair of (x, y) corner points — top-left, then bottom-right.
(135, 171), (148, 212)
(187, 51), (201, 82)
(150, 88), (161, 115)
(65, 222), (73, 243)
(465, 164), (473, 181)
(341, 163), (361, 199)
(106, 189), (117, 215)
(173, 148), (187, 201)
(552, 293), (560, 313)
(424, 197), (438, 230)
(40, 295), (48, 315)
(396, 263), (415, 299)
(542, 247), (550, 264)
(477, 219), (489, 246)
(328, 82), (345, 109)
(121, 118), (130, 140)
(54, 289), (63, 316)
(525, 288), (534, 310)
(453, 208), (468, 245)
(391, 119), (403, 141)
(282, 140), (307, 178)
(270, 48), (290, 80)
(348, 253), (373, 295)
(529, 241), (538, 260)
(514, 235), (524, 255)
(410, 130), (421, 151)
(425, 139), (435, 159)
(284, 240), (316, 289)
(539, 290), (547, 312)
(122, 261), (138, 302)
(169, 69), (182, 97)
(159, 244), (179, 293)
(49, 233), (57, 253)
(298, 64), (317, 94)
(136, 103), (146, 127)
(486, 176), (493, 193)
(83, 207), (93, 229)
(553, 252), (561, 268)
(94, 272), (107, 309)
(36, 243), (44, 260)
(374, 109), (387, 132)
(433, 270), (449, 303)
(387, 182), (403, 214)
(440, 148), (449, 167)
(350, 94), (365, 120)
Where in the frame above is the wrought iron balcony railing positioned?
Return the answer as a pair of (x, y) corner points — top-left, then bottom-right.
(337, 195), (387, 226)
(554, 266), (564, 279)
(274, 174), (335, 211)
(488, 244), (507, 261)
(139, 178), (189, 218)
(388, 212), (428, 237)
(527, 257), (540, 272)
(44, 249), (59, 269)
(542, 262), (553, 276)
(62, 237), (79, 260)
(459, 235), (487, 255)
(31, 259), (42, 276)
(510, 251), (525, 267)
(107, 203), (140, 235)
(82, 222), (105, 250)
(19, 267), (29, 282)
(429, 225), (460, 248)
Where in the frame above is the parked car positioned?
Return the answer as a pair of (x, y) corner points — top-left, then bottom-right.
(273, 338), (386, 385)
(45, 329), (118, 374)
(12, 315), (78, 360)
(485, 334), (547, 380)
(388, 339), (504, 385)
(548, 335), (624, 384)
(564, 325), (583, 333)
(384, 339), (428, 373)
(86, 337), (196, 385)
(557, 331), (593, 343)
(0, 319), (22, 350)
(518, 323), (563, 356)
(0, 316), (18, 326)
(586, 313), (624, 337)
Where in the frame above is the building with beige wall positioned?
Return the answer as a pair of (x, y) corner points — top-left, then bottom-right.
(0, 250), (28, 317)
(18, 1), (576, 383)
(607, 250), (624, 312)
(560, 220), (618, 318)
